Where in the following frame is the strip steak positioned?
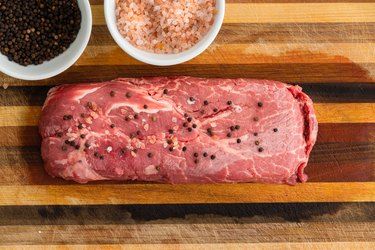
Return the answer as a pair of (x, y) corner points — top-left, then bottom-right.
(39, 77), (318, 184)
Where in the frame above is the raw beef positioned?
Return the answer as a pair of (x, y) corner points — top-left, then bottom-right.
(39, 77), (318, 184)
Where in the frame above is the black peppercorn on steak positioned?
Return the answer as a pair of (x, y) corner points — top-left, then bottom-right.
(39, 77), (318, 184)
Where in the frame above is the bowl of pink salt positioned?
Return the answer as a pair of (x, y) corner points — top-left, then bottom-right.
(104, 0), (224, 66)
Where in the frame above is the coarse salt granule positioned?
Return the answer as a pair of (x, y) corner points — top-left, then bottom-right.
(115, 0), (216, 54)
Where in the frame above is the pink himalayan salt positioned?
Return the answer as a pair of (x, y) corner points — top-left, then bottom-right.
(115, 0), (216, 54)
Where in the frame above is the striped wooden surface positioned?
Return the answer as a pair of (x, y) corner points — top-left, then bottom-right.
(0, 0), (374, 247)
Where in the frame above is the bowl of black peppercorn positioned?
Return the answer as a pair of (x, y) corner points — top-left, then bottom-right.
(0, 0), (92, 80)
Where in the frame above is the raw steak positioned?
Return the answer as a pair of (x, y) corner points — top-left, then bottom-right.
(39, 77), (318, 184)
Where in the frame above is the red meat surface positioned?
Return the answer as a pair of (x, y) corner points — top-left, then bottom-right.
(39, 77), (318, 184)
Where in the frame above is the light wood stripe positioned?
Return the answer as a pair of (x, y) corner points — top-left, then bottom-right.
(0, 182), (374, 205)
(0, 103), (373, 127)
(92, 4), (375, 26)
(2, 242), (375, 250)
(75, 43), (375, 65)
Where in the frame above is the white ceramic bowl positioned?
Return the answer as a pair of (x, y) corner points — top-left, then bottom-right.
(0, 0), (92, 81)
(104, 0), (225, 66)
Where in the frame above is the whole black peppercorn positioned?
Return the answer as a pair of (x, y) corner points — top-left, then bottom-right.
(227, 133), (231, 138)
(187, 117), (192, 122)
(169, 147), (173, 152)
(136, 130), (141, 135)
(78, 124), (83, 129)
(189, 96), (195, 102)
(85, 142), (90, 148)
(80, 134), (85, 139)
(194, 159), (199, 164)
(183, 122), (188, 127)
(193, 153), (198, 157)
(163, 89), (168, 94)
(188, 127), (193, 132)
(257, 102), (263, 107)
(110, 124), (115, 128)
(235, 125), (240, 130)
(134, 114), (139, 119)
(167, 139), (173, 144)
(100, 156), (104, 160)
(65, 140), (70, 145)
(126, 92), (132, 98)
(273, 128), (278, 132)
(255, 141), (260, 145)
(230, 126), (235, 131)
(213, 108), (218, 112)
(200, 110), (205, 114)
(210, 155), (216, 160)
(227, 100), (232, 105)
(258, 147), (264, 152)
(237, 139), (241, 143)
(75, 144), (80, 150)
(168, 129), (174, 134)
(125, 116), (130, 121)
(143, 104), (148, 109)
(184, 113), (188, 117)
(0, 0), (82, 66)
(147, 152), (153, 158)
(70, 141), (75, 146)
(203, 152), (208, 157)
(203, 100), (209, 105)
(61, 145), (67, 151)
(254, 132), (258, 136)
(192, 124), (197, 128)
(182, 146), (187, 152)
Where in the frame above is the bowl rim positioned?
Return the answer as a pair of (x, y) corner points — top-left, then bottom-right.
(0, 0), (93, 81)
(104, 0), (225, 66)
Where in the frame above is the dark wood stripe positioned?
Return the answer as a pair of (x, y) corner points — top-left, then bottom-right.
(0, 123), (373, 147)
(1, 83), (374, 106)
(0, 203), (374, 244)
(0, 203), (373, 225)
(89, 23), (375, 46)
(0, 126), (41, 146)
(0, 142), (373, 184)
(317, 123), (375, 143)
(1, 64), (373, 86)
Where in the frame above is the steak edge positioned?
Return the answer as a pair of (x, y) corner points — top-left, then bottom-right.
(39, 77), (318, 184)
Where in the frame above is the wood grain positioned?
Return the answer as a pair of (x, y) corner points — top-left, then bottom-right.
(89, 23), (375, 46)
(75, 43), (375, 65)
(1, 64), (374, 86)
(3, 243), (375, 250)
(91, 4), (375, 25)
(0, 183), (374, 205)
(0, 222), (374, 244)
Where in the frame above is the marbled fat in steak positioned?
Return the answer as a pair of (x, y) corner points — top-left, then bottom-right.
(39, 77), (318, 184)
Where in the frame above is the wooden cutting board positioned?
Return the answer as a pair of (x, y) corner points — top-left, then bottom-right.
(0, 0), (374, 248)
